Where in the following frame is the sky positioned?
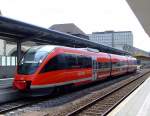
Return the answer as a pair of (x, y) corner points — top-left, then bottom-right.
(0, 0), (150, 52)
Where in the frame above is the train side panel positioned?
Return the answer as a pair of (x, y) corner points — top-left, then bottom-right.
(127, 57), (137, 73)
(30, 48), (93, 88)
(110, 54), (128, 77)
(13, 46), (138, 95)
(96, 53), (111, 80)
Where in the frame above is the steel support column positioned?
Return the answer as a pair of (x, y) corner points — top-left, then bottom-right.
(17, 40), (21, 64)
(112, 32), (114, 48)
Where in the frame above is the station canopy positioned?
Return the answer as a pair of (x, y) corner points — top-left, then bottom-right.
(126, 0), (150, 37)
(0, 16), (130, 55)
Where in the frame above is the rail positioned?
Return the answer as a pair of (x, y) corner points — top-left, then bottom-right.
(66, 70), (150, 116)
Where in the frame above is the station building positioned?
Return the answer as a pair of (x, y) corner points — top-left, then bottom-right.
(50, 23), (89, 39)
(88, 31), (133, 50)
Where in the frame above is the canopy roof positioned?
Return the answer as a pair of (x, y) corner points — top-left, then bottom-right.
(126, 0), (150, 37)
(0, 16), (130, 55)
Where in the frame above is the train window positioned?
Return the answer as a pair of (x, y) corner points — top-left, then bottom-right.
(97, 62), (111, 69)
(85, 57), (92, 68)
(130, 60), (137, 65)
(106, 62), (111, 68)
(112, 62), (119, 68)
(98, 62), (101, 69)
(77, 56), (92, 68)
(65, 54), (79, 69)
(112, 61), (127, 68)
(41, 53), (92, 73)
(134, 60), (137, 65)
(128, 60), (134, 65)
(77, 56), (84, 68)
(42, 56), (58, 72)
(41, 54), (67, 73)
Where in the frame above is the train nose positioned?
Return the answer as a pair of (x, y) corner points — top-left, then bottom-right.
(13, 80), (31, 91)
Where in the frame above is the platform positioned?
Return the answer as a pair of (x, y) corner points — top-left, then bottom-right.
(0, 78), (22, 103)
(0, 87), (21, 104)
(0, 78), (13, 89)
(108, 77), (150, 116)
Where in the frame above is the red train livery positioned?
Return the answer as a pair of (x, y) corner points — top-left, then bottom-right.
(13, 45), (137, 96)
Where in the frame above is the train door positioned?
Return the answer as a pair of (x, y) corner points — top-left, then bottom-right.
(92, 57), (98, 81)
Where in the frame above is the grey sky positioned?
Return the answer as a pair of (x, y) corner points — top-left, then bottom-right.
(0, 0), (149, 51)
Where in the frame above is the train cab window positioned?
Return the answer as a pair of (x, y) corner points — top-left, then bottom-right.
(18, 46), (50, 75)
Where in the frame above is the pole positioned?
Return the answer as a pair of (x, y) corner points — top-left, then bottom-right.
(3, 40), (6, 56)
(17, 40), (21, 65)
(112, 32), (114, 48)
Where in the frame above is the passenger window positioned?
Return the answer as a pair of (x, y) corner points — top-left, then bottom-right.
(112, 62), (118, 68)
(65, 54), (78, 68)
(41, 56), (58, 72)
(40, 53), (92, 73)
(40, 54), (67, 73)
(77, 56), (92, 68)
(85, 57), (92, 68)
(97, 62), (111, 69)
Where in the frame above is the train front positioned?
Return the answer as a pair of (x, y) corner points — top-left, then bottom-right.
(13, 46), (54, 95)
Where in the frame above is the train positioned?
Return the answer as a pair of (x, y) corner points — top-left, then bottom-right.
(13, 45), (137, 96)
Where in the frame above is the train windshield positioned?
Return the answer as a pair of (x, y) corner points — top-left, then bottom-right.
(18, 46), (56, 74)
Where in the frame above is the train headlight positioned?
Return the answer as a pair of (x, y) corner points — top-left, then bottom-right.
(13, 80), (31, 91)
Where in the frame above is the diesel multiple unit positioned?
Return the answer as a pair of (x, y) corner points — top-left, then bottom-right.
(13, 45), (137, 95)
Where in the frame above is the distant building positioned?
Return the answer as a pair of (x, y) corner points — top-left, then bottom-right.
(88, 31), (133, 50)
(123, 44), (150, 57)
(50, 23), (89, 39)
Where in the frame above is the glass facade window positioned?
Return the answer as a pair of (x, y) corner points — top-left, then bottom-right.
(0, 56), (17, 66)
(2, 56), (6, 66)
(89, 31), (133, 50)
(7, 57), (11, 66)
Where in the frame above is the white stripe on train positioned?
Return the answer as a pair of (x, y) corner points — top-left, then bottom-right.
(31, 77), (93, 89)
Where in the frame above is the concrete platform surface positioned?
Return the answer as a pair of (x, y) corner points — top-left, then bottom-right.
(0, 78), (13, 89)
(108, 77), (150, 116)
(0, 87), (21, 104)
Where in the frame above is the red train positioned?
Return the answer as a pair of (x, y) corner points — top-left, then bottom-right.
(13, 45), (137, 96)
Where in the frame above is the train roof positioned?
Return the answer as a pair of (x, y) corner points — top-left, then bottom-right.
(30, 45), (135, 59)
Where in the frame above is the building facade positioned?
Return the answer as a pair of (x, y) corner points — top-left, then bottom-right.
(50, 23), (89, 39)
(123, 44), (150, 57)
(88, 31), (133, 50)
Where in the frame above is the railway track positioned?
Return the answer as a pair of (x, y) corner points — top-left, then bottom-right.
(66, 70), (150, 116)
(1, 70), (149, 115)
(0, 98), (42, 114)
